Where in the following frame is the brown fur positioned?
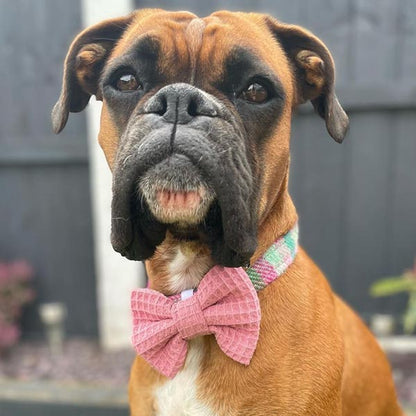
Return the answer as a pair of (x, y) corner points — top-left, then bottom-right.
(54, 9), (403, 416)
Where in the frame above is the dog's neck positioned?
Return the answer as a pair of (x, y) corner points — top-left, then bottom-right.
(255, 188), (298, 263)
(145, 236), (213, 295)
(145, 236), (214, 295)
(145, 188), (297, 295)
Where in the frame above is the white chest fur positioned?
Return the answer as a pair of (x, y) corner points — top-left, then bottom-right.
(167, 244), (213, 293)
(153, 338), (216, 416)
(153, 245), (216, 416)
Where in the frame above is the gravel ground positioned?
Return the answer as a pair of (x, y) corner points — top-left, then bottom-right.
(0, 339), (415, 408)
(0, 339), (135, 387)
(389, 352), (416, 406)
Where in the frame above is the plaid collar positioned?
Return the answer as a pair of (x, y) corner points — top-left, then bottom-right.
(246, 223), (299, 291)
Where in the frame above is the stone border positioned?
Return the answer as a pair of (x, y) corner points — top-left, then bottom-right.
(378, 336), (416, 354)
(0, 379), (127, 407)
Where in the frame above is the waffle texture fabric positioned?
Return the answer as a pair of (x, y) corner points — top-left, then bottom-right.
(131, 267), (260, 378)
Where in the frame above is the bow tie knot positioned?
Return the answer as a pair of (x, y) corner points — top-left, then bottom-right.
(172, 295), (210, 340)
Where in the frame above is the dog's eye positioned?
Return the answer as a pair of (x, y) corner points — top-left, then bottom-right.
(240, 82), (269, 103)
(115, 74), (142, 92)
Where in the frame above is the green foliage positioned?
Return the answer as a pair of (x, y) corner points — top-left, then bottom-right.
(403, 293), (416, 334)
(369, 259), (416, 334)
(370, 275), (416, 297)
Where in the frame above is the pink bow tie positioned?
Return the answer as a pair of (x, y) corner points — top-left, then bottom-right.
(131, 267), (261, 378)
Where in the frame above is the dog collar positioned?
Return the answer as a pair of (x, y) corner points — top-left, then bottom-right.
(246, 222), (299, 291)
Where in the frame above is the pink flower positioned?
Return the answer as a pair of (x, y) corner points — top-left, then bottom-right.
(0, 259), (35, 351)
(9, 260), (33, 281)
(0, 322), (20, 349)
(0, 264), (10, 282)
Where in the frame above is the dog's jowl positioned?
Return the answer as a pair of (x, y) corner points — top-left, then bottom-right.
(53, 9), (404, 416)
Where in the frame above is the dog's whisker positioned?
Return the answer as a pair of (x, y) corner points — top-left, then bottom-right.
(111, 216), (131, 222)
(123, 154), (133, 166)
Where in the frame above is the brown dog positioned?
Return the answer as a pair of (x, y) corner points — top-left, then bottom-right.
(53, 9), (404, 416)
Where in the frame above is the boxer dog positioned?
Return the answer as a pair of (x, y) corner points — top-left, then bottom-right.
(52, 9), (404, 416)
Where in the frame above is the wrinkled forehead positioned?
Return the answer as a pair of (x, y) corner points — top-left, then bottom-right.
(109, 10), (293, 93)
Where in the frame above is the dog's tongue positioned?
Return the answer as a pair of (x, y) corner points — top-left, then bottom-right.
(156, 190), (202, 210)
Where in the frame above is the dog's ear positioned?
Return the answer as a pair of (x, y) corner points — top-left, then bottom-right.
(51, 14), (135, 134)
(265, 17), (349, 143)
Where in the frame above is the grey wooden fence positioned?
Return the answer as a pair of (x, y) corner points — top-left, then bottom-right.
(1, 0), (414, 337)
(0, 0), (97, 337)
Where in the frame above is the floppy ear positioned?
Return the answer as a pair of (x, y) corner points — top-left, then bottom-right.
(265, 17), (349, 143)
(51, 14), (135, 134)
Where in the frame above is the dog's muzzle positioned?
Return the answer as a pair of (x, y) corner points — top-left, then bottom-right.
(110, 83), (259, 266)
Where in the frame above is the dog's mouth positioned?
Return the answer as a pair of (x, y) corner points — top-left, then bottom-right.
(137, 155), (216, 226)
(154, 188), (207, 222)
(111, 138), (258, 266)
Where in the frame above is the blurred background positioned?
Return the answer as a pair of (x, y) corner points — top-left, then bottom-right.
(0, 0), (415, 415)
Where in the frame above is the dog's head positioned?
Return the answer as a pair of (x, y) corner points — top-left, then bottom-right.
(52, 10), (348, 267)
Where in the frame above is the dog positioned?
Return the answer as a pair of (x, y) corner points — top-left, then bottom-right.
(52, 9), (404, 416)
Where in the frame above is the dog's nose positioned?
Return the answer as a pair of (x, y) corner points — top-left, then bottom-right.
(144, 83), (218, 124)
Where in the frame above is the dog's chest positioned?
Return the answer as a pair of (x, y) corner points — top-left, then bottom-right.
(153, 339), (216, 416)
(153, 247), (216, 416)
